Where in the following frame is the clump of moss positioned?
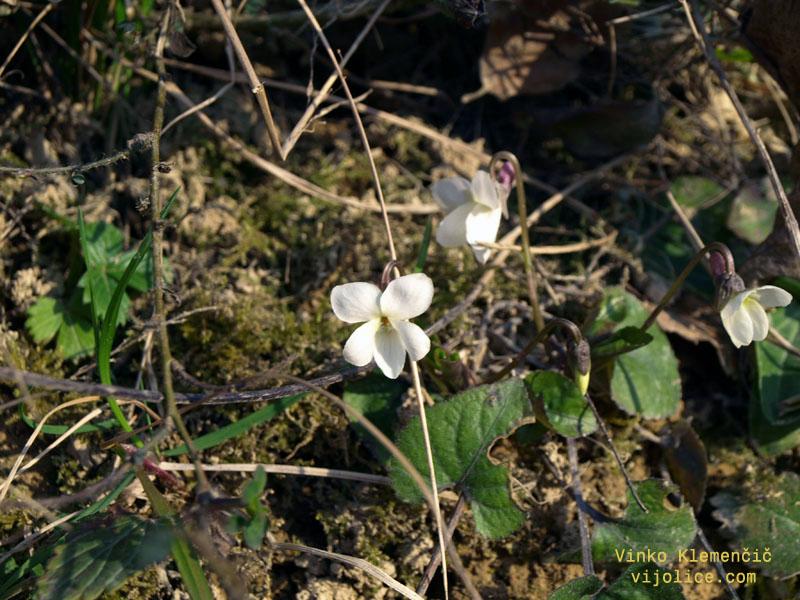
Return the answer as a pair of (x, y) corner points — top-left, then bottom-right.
(315, 491), (428, 582)
(105, 567), (166, 600)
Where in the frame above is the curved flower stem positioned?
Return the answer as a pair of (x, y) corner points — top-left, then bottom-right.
(640, 242), (734, 332)
(483, 318), (581, 384)
(295, 2), (450, 594)
(490, 151), (545, 333)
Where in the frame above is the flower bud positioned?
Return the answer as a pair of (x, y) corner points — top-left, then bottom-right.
(714, 271), (745, 312)
(568, 338), (591, 395)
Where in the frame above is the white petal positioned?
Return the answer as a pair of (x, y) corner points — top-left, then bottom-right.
(380, 273), (434, 320)
(331, 282), (381, 323)
(465, 205), (502, 246)
(720, 291), (754, 348)
(392, 320), (431, 361)
(471, 244), (493, 265)
(374, 327), (407, 379)
(436, 202), (473, 247)
(470, 170), (500, 210)
(342, 320), (379, 366)
(744, 298), (770, 342)
(431, 177), (471, 212)
(752, 285), (793, 309)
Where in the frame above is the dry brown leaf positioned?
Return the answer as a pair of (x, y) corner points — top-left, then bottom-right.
(479, 0), (593, 99)
(655, 307), (735, 376)
(663, 420), (708, 512)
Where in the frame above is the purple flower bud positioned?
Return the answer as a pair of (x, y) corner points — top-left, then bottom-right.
(709, 251), (728, 280)
(496, 161), (515, 194)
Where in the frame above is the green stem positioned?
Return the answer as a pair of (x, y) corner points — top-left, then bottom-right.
(490, 151), (545, 332)
(640, 242), (734, 332)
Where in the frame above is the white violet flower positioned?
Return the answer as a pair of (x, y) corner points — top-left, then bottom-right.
(720, 285), (792, 348)
(431, 170), (509, 264)
(331, 273), (433, 379)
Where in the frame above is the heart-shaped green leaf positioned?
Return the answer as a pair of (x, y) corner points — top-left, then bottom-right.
(37, 516), (174, 600)
(711, 471), (800, 578)
(755, 298), (800, 427)
(390, 378), (532, 538)
(592, 480), (696, 563)
(526, 371), (597, 438)
(750, 279), (800, 455)
(588, 288), (681, 419)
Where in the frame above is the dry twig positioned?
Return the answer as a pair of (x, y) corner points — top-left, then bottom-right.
(679, 0), (800, 258)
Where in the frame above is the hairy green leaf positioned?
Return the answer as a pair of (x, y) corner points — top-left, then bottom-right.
(726, 179), (779, 245)
(711, 471), (800, 578)
(242, 466), (267, 510)
(548, 575), (603, 599)
(390, 378), (532, 538)
(36, 516), (174, 600)
(79, 268), (130, 324)
(592, 479), (696, 563)
(56, 310), (95, 359)
(526, 371), (597, 438)
(588, 288), (681, 419)
(25, 296), (64, 344)
(79, 222), (124, 268)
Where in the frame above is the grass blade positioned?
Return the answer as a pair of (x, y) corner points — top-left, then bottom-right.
(162, 394), (303, 457)
(137, 470), (214, 600)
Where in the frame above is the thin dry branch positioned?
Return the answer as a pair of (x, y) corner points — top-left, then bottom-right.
(159, 461), (391, 485)
(0, 2), (53, 78)
(272, 542), (423, 600)
(280, 0), (392, 157)
(679, 0), (800, 258)
(0, 134), (149, 176)
(210, 0), (284, 158)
